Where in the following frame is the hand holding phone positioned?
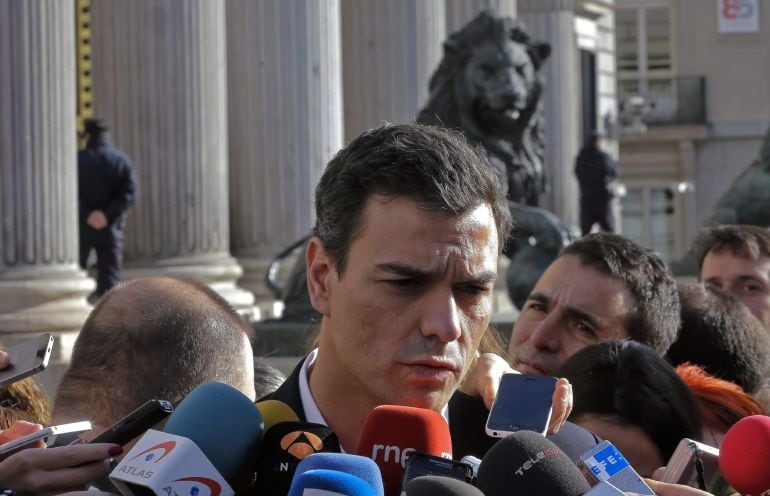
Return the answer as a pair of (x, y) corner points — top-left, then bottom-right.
(0, 421), (92, 457)
(485, 373), (557, 437)
(0, 334), (54, 388)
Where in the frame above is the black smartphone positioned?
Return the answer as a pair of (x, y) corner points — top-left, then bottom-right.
(401, 452), (473, 492)
(485, 373), (556, 437)
(0, 334), (54, 388)
(89, 399), (174, 445)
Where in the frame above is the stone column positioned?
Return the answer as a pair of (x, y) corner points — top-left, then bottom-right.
(226, 0), (343, 316)
(341, 0), (446, 140)
(519, 0), (580, 228)
(89, 0), (255, 315)
(0, 0), (94, 394)
(445, 0), (516, 34)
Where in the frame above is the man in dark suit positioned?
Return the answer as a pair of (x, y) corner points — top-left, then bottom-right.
(261, 124), (586, 459)
(78, 118), (137, 303)
(575, 131), (618, 236)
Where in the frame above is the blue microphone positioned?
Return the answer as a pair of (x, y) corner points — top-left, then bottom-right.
(295, 452), (384, 496)
(288, 469), (377, 496)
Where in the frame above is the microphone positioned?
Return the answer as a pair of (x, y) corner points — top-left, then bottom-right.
(403, 475), (483, 495)
(475, 430), (590, 496)
(288, 469), (377, 496)
(355, 405), (453, 496)
(254, 421), (341, 495)
(256, 399), (300, 431)
(719, 414), (770, 495)
(295, 452), (384, 496)
(110, 381), (264, 496)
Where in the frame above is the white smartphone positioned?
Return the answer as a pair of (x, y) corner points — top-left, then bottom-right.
(0, 421), (92, 457)
(0, 334), (54, 387)
(485, 373), (556, 437)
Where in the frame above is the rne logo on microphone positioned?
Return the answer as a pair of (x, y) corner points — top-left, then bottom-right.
(162, 476), (222, 496)
(513, 448), (562, 476)
(129, 441), (177, 464)
(370, 445), (452, 468)
(280, 431), (325, 460)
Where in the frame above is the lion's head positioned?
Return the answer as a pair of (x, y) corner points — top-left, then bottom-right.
(417, 10), (550, 205)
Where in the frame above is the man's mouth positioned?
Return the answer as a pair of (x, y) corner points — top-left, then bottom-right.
(516, 357), (550, 376)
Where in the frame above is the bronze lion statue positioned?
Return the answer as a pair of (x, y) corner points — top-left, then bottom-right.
(417, 10), (550, 206)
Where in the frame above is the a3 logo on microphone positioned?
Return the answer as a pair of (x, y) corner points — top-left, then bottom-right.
(280, 431), (327, 460)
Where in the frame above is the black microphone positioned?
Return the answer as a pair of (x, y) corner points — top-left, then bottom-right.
(253, 421), (341, 495)
(404, 475), (483, 495)
(475, 430), (590, 496)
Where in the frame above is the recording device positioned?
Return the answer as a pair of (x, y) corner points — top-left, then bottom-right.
(578, 440), (655, 495)
(110, 381), (264, 496)
(403, 475), (484, 495)
(719, 414), (770, 496)
(583, 481), (627, 495)
(0, 421), (92, 456)
(288, 469), (377, 496)
(254, 421), (341, 495)
(475, 430), (590, 496)
(485, 373), (556, 437)
(90, 399), (174, 445)
(0, 333), (54, 387)
(294, 453), (384, 496)
(400, 452), (473, 492)
(355, 405), (453, 496)
(659, 438), (734, 496)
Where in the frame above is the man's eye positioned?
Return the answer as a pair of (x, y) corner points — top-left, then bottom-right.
(387, 279), (416, 288)
(524, 301), (545, 312)
(741, 283), (762, 293)
(462, 285), (491, 296)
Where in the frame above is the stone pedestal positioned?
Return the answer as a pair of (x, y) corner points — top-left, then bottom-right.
(0, 0), (94, 396)
(341, 0), (446, 140)
(226, 0), (343, 317)
(445, 0), (516, 34)
(519, 0), (581, 228)
(89, 0), (255, 316)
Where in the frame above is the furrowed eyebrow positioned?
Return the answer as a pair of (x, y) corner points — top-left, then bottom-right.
(374, 263), (497, 284)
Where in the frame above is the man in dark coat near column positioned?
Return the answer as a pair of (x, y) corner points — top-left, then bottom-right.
(78, 118), (137, 303)
(575, 131), (618, 236)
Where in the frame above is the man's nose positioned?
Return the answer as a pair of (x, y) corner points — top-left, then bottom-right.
(528, 311), (563, 352)
(421, 291), (463, 342)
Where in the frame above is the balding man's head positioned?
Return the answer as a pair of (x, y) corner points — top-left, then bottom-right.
(54, 277), (255, 429)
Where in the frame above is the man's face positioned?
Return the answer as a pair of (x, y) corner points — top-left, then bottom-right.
(508, 255), (636, 375)
(701, 248), (770, 331)
(312, 196), (499, 411)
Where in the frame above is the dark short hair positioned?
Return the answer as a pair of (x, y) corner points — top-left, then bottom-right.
(54, 277), (254, 426)
(560, 233), (680, 354)
(667, 282), (770, 393)
(694, 224), (770, 270)
(313, 123), (512, 273)
(83, 117), (109, 137)
(558, 341), (703, 461)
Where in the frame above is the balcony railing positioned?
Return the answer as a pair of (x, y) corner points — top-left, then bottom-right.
(618, 76), (706, 126)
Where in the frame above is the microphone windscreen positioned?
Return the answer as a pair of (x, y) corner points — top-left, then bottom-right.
(719, 414), (770, 495)
(404, 475), (483, 496)
(162, 381), (263, 480)
(255, 421), (341, 495)
(256, 399), (300, 431)
(356, 405), (453, 496)
(476, 430), (590, 496)
(288, 469), (376, 496)
(296, 453), (384, 496)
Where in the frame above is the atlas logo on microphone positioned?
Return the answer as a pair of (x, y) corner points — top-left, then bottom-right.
(370, 444), (452, 468)
(513, 448), (562, 476)
(129, 440), (177, 464)
(161, 476), (222, 496)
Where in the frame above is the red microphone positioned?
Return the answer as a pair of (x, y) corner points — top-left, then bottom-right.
(356, 405), (453, 496)
(719, 414), (770, 495)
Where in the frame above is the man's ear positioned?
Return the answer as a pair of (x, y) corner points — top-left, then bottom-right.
(306, 237), (335, 317)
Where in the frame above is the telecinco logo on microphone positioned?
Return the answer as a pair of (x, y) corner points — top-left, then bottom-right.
(280, 431), (325, 460)
(513, 448), (562, 476)
(370, 445), (452, 468)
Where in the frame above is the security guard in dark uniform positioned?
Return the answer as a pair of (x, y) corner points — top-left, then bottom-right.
(78, 118), (137, 303)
